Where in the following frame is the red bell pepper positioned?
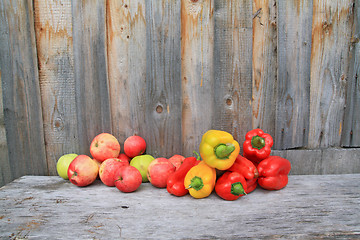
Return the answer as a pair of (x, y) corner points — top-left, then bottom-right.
(246, 178), (258, 193)
(257, 156), (291, 190)
(167, 155), (200, 196)
(215, 171), (247, 201)
(243, 128), (273, 165)
(228, 155), (258, 180)
(228, 155), (258, 193)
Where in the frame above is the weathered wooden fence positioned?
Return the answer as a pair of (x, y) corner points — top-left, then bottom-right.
(0, 0), (359, 187)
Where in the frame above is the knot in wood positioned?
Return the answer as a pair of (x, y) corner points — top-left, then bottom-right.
(156, 105), (163, 113)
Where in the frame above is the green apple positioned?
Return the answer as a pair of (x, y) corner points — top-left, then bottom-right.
(57, 153), (78, 180)
(130, 154), (155, 182)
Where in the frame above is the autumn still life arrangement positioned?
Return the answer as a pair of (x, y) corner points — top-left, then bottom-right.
(57, 128), (291, 201)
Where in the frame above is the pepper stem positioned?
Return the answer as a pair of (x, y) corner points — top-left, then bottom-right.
(231, 182), (246, 196)
(193, 151), (201, 160)
(186, 176), (204, 191)
(214, 143), (235, 159)
(251, 136), (265, 150)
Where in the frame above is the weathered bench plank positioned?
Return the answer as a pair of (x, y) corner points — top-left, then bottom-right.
(1, 175), (360, 239)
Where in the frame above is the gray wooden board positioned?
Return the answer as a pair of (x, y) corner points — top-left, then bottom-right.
(276, 0), (312, 149)
(106, 0), (148, 149)
(321, 148), (360, 174)
(0, 0), (47, 179)
(308, 0), (354, 149)
(181, 0), (215, 156)
(1, 175), (360, 239)
(271, 149), (323, 175)
(34, 0), (80, 176)
(252, 0), (277, 138)
(144, 0), (182, 158)
(271, 148), (360, 175)
(71, 0), (111, 156)
(342, 0), (360, 147)
(213, 0), (253, 142)
(0, 70), (11, 187)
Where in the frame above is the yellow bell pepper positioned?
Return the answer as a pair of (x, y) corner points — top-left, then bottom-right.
(199, 130), (240, 170)
(184, 161), (216, 199)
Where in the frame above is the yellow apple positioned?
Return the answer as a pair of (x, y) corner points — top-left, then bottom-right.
(56, 153), (78, 180)
(130, 155), (155, 182)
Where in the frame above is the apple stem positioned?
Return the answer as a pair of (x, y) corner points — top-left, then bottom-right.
(71, 171), (77, 179)
(115, 176), (123, 182)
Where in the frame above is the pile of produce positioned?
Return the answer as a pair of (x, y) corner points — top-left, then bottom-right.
(56, 129), (291, 201)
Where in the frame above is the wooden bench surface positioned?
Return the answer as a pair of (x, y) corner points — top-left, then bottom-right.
(1, 174), (360, 239)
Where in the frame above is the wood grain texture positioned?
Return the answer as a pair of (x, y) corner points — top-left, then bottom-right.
(0, 71), (11, 187)
(34, 0), (79, 176)
(0, 0), (47, 179)
(106, 0), (147, 149)
(144, 0), (182, 157)
(342, 0), (360, 147)
(276, 0), (313, 149)
(213, 0), (253, 145)
(1, 175), (360, 239)
(271, 149), (323, 175)
(321, 148), (360, 174)
(181, 0), (214, 156)
(0, 0), (360, 180)
(309, 0), (354, 148)
(272, 148), (360, 175)
(252, 0), (277, 138)
(72, 0), (111, 156)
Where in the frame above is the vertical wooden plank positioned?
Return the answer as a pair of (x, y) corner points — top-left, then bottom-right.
(213, 0), (253, 145)
(342, 0), (360, 147)
(72, 0), (111, 155)
(34, 0), (79, 175)
(0, 71), (11, 187)
(181, 0), (214, 156)
(252, 0), (277, 139)
(106, 0), (147, 150)
(276, 0), (313, 149)
(309, 0), (354, 148)
(144, 0), (182, 157)
(0, 0), (47, 179)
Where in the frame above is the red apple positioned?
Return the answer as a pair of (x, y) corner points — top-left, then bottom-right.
(67, 155), (99, 187)
(90, 133), (121, 162)
(92, 158), (102, 179)
(118, 153), (131, 163)
(124, 135), (146, 158)
(168, 154), (186, 171)
(99, 158), (129, 187)
(147, 158), (176, 188)
(114, 165), (142, 193)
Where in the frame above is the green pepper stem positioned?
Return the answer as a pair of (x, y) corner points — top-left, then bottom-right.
(193, 151), (201, 160)
(251, 136), (265, 150)
(214, 143), (235, 159)
(186, 176), (204, 191)
(231, 182), (246, 196)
